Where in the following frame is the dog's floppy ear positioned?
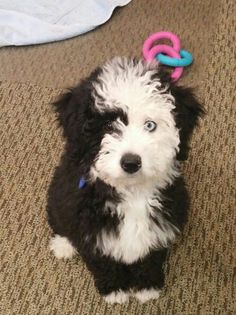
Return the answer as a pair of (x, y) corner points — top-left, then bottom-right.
(53, 80), (96, 167)
(53, 84), (89, 142)
(53, 68), (106, 167)
(54, 67), (102, 144)
(171, 85), (204, 160)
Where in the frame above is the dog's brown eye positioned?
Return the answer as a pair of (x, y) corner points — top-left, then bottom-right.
(104, 120), (113, 131)
(144, 120), (157, 132)
(106, 121), (112, 126)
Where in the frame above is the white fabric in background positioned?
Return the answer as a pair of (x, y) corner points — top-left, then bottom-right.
(0, 0), (131, 47)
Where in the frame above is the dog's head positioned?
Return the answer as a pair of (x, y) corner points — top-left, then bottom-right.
(55, 58), (203, 189)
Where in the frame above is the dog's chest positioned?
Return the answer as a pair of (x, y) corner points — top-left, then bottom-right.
(96, 194), (177, 264)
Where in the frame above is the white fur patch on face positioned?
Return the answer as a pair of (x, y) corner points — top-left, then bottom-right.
(49, 235), (77, 259)
(92, 57), (180, 190)
(103, 290), (129, 304)
(134, 288), (161, 303)
(96, 189), (179, 264)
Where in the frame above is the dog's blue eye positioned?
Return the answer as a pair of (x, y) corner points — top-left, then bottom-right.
(144, 120), (157, 132)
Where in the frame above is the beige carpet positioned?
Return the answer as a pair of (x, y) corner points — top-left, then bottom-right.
(0, 1), (235, 314)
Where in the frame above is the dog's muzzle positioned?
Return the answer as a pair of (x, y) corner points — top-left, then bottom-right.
(120, 153), (142, 174)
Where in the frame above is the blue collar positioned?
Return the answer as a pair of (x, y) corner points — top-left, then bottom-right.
(78, 177), (86, 189)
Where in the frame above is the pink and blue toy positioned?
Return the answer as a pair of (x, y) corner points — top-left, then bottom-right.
(142, 31), (193, 81)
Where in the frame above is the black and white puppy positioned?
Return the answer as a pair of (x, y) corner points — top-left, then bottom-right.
(47, 57), (203, 304)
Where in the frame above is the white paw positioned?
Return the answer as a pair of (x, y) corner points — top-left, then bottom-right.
(104, 290), (129, 304)
(49, 235), (77, 259)
(134, 288), (160, 303)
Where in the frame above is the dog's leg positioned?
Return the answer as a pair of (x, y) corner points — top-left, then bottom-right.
(83, 255), (132, 304)
(49, 234), (77, 259)
(130, 249), (167, 303)
(97, 268), (131, 304)
(46, 156), (82, 260)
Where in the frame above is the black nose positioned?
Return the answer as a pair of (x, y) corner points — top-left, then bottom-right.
(120, 153), (142, 174)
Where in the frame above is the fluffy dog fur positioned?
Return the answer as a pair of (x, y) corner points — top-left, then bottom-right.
(47, 57), (203, 303)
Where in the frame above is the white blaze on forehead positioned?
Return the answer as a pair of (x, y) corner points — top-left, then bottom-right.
(92, 57), (175, 114)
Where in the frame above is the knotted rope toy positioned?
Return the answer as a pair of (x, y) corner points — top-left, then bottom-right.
(142, 31), (193, 81)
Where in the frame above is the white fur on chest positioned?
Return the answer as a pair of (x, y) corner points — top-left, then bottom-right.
(96, 191), (178, 264)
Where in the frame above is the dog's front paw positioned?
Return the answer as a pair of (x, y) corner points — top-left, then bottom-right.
(49, 235), (77, 259)
(134, 288), (161, 303)
(103, 290), (129, 304)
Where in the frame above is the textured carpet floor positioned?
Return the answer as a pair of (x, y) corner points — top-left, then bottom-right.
(0, 0), (235, 314)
